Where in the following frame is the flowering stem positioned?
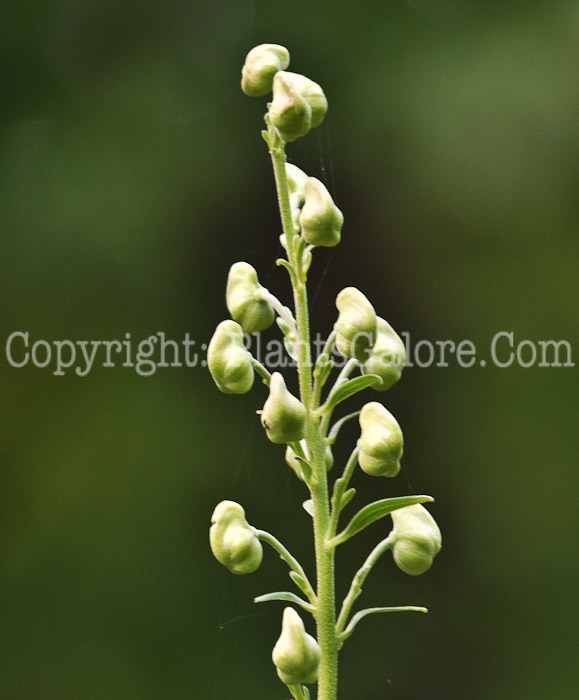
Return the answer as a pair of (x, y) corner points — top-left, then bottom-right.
(268, 123), (339, 700)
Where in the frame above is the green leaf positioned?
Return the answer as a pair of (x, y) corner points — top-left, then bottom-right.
(340, 605), (428, 643)
(315, 359), (334, 388)
(327, 411), (361, 445)
(302, 499), (314, 517)
(339, 488), (356, 511)
(332, 495), (434, 546)
(254, 591), (313, 612)
(287, 684), (309, 700)
(276, 258), (298, 286)
(289, 571), (311, 597)
(295, 456), (312, 482)
(323, 375), (382, 413)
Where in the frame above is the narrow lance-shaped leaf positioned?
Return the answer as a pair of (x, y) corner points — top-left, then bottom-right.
(331, 495), (434, 546)
(289, 570), (313, 598)
(339, 487), (356, 511)
(321, 375), (382, 414)
(340, 606), (428, 644)
(254, 591), (314, 613)
(326, 410), (361, 445)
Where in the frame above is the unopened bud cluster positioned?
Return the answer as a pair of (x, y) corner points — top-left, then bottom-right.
(241, 43), (328, 143)
(207, 43), (442, 698)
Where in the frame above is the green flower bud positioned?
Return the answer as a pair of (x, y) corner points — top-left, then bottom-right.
(334, 287), (377, 362)
(358, 401), (403, 477)
(286, 163), (309, 232)
(209, 500), (263, 575)
(270, 71), (312, 142)
(207, 320), (254, 394)
(241, 44), (290, 97)
(300, 177), (343, 247)
(226, 262), (275, 334)
(283, 72), (328, 128)
(391, 504), (441, 576)
(285, 440), (333, 481)
(272, 607), (321, 686)
(261, 372), (306, 444)
(362, 317), (406, 391)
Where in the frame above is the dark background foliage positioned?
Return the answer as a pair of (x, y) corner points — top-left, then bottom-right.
(1, 1), (578, 698)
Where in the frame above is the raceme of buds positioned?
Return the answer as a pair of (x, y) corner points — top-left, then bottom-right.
(226, 262), (275, 334)
(334, 287), (377, 362)
(207, 320), (254, 394)
(362, 317), (406, 391)
(286, 162), (309, 232)
(285, 439), (334, 480)
(272, 607), (321, 686)
(300, 177), (343, 247)
(358, 401), (403, 477)
(261, 372), (307, 443)
(241, 43), (290, 97)
(210, 500), (263, 575)
(391, 504), (442, 576)
(270, 72), (312, 142)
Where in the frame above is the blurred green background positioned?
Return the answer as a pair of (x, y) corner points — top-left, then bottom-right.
(1, 1), (578, 698)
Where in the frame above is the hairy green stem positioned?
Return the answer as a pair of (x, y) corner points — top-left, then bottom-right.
(268, 125), (339, 700)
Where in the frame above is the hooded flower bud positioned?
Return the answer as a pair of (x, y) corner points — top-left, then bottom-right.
(334, 287), (377, 362)
(210, 500), (263, 575)
(272, 607), (321, 686)
(362, 317), (406, 391)
(286, 163), (309, 232)
(207, 320), (254, 394)
(391, 504), (442, 576)
(358, 402), (403, 477)
(270, 71), (312, 142)
(285, 440), (333, 481)
(241, 44), (290, 97)
(286, 162), (309, 198)
(226, 262), (275, 334)
(300, 177), (343, 247)
(283, 72), (328, 128)
(261, 372), (306, 444)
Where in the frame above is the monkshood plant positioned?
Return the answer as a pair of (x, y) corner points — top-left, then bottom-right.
(208, 44), (441, 700)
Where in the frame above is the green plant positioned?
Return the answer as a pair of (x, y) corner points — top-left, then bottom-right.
(208, 44), (441, 700)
